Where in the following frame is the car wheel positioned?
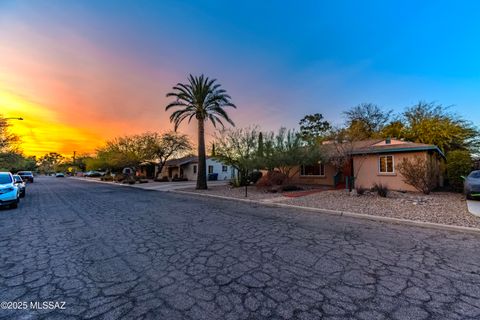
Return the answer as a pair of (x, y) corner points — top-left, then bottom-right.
(20, 192), (25, 198)
(466, 193), (473, 200)
(10, 201), (18, 209)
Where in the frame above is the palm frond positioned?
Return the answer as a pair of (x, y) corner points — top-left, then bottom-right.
(165, 74), (236, 130)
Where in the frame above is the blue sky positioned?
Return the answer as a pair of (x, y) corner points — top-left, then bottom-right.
(1, 0), (479, 154)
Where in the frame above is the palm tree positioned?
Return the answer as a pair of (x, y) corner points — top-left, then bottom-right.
(165, 74), (236, 189)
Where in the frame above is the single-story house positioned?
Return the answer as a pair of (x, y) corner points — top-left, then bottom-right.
(290, 138), (446, 192)
(159, 156), (236, 181)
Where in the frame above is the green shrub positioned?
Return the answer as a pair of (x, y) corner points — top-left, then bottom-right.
(447, 150), (472, 192)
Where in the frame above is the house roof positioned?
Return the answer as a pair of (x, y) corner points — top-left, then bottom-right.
(321, 138), (445, 159)
(165, 156), (198, 167)
(349, 139), (446, 158)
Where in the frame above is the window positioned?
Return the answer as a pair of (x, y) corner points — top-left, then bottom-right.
(300, 163), (325, 176)
(0, 173), (12, 184)
(208, 165), (214, 174)
(222, 165), (228, 172)
(379, 155), (394, 173)
(193, 165), (197, 174)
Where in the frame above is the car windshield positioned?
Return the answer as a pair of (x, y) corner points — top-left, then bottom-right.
(13, 176), (23, 182)
(18, 171), (32, 176)
(0, 174), (13, 184)
(468, 171), (480, 179)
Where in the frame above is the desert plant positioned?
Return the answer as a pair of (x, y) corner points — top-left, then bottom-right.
(446, 150), (472, 192)
(114, 173), (126, 182)
(101, 175), (114, 182)
(256, 171), (287, 188)
(355, 185), (366, 195)
(373, 183), (389, 197)
(397, 156), (438, 194)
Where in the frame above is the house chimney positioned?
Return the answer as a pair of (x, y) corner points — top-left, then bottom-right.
(385, 137), (391, 144)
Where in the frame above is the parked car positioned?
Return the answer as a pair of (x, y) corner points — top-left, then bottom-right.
(464, 170), (480, 200)
(85, 171), (104, 177)
(0, 172), (20, 209)
(17, 171), (34, 183)
(55, 172), (65, 178)
(12, 174), (26, 198)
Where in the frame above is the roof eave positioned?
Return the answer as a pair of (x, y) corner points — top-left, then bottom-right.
(351, 146), (446, 159)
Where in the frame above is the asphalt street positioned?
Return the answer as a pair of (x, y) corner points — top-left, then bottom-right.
(0, 177), (480, 320)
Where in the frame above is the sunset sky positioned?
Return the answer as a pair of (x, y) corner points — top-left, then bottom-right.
(1, 1), (480, 157)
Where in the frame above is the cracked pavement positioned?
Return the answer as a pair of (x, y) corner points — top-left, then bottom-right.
(1, 177), (480, 319)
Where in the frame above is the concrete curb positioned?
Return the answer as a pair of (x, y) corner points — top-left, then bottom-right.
(69, 178), (480, 234)
(172, 190), (480, 235)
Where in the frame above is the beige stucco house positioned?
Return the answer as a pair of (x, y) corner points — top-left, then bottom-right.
(291, 139), (445, 192)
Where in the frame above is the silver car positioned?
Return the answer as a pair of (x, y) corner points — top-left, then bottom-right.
(13, 174), (26, 198)
(464, 170), (480, 200)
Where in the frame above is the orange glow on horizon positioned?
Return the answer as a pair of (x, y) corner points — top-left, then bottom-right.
(1, 90), (104, 157)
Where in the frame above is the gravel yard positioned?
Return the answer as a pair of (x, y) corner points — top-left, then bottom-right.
(281, 189), (480, 228)
(182, 185), (480, 228)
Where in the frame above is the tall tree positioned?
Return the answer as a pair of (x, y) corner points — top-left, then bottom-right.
(37, 152), (65, 174)
(96, 133), (158, 171)
(0, 116), (20, 154)
(343, 103), (391, 139)
(298, 113), (331, 143)
(262, 128), (323, 180)
(152, 132), (192, 178)
(165, 74), (236, 189)
(257, 132), (264, 158)
(213, 127), (259, 186)
(399, 102), (479, 154)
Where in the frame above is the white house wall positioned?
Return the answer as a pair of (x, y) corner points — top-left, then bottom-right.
(184, 159), (236, 181)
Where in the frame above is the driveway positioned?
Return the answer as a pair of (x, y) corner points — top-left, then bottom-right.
(1, 177), (480, 319)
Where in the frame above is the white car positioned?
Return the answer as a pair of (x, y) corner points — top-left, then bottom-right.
(0, 172), (20, 209)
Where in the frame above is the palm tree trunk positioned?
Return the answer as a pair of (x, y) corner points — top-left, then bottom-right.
(196, 119), (208, 189)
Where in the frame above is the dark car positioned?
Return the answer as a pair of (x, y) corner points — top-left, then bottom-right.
(13, 174), (26, 198)
(17, 171), (34, 183)
(464, 170), (480, 200)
